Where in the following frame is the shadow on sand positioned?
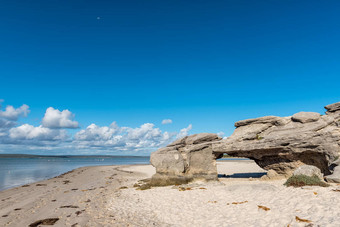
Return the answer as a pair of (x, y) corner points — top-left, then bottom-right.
(218, 172), (267, 178)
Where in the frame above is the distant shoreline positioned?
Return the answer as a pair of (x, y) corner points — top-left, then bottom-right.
(0, 155), (151, 191)
(0, 154), (150, 158)
(0, 156), (250, 191)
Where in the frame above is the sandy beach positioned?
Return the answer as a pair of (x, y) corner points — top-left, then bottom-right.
(1, 161), (340, 227)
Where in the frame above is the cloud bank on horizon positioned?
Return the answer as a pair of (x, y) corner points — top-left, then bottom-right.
(0, 100), (196, 155)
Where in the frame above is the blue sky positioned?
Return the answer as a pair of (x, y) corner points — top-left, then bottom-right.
(1, 0), (340, 155)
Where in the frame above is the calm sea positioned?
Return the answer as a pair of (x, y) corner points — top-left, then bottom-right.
(0, 155), (150, 191)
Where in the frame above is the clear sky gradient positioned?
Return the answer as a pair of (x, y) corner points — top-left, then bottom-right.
(1, 0), (340, 155)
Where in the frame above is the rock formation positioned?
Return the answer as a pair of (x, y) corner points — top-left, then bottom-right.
(325, 159), (340, 183)
(293, 165), (324, 180)
(150, 133), (222, 185)
(150, 102), (340, 184)
(213, 102), (340, 177)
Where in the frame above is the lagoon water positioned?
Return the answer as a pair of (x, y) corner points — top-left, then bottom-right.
(0, 155), (150, 191)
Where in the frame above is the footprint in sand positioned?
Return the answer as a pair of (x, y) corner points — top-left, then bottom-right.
(29, 218), (59, 227)
(60, 205), (79, 208)
(75, 210), (83, 216)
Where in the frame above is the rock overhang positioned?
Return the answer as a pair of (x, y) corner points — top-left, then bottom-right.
(150, 101), (340, 185)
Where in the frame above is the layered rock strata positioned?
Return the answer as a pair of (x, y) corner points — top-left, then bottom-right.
(150, 102), (340, 184)
(150, 133), (222, 185)
(213, 103), (340, 176)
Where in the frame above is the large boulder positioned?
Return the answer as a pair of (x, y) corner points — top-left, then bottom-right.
(325, 167), (340, 183)
(213, 101), (340, 177)
(293, 165), (323, 180)
(291, 112), (320, 123)
(150, 133), (222, 185)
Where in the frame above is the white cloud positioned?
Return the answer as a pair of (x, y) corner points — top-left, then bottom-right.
(0, 104), (30, 121)
(0, 101), (194, 154)
(126, 123), (161, 140)
(74, 122), (190, 151)
(9, 124), (67, 141)
(176, 124), (192, 139)
(75, 122), (121, 141)
(42, 107), (79, 129)
(161, 119), (173, 125)
(0, 102), (30, 140)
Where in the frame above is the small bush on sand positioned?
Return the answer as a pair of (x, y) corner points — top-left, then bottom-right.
(138, 183), (152, 190)
(284, 175), (329, 187)
(134, 178), (152, 190)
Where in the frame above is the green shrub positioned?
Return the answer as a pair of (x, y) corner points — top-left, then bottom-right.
(134, 178), (153, 190)
(256, 134), (263, 140)
(284, 175), (329, 187)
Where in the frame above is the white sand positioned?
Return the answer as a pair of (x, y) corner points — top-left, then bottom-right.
(113, 161), (340, 227)
(1, 161), (340, 226)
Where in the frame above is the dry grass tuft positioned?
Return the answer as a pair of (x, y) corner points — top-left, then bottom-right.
(284, 175), (329, 187)
(178, 187), (192, 191)
(227, 201), (248, 205)
(134, 179), (153, 190)
(295, 216), (312, 223)
(139, 184), (152, 190)
(258, 205), (270, 211)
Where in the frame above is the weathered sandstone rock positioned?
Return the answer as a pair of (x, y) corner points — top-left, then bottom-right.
(150, 133), (222, 185)
(150, 102), (340, 184)
(291, 112), (320, 123)
(325, 102), (340, 113)
(260, 169), (282, 180)
(325, 167), (340, 183)
(293, 165), (323, 180)
(213, 102), (340, 177)
(325, 159), (340, 183)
